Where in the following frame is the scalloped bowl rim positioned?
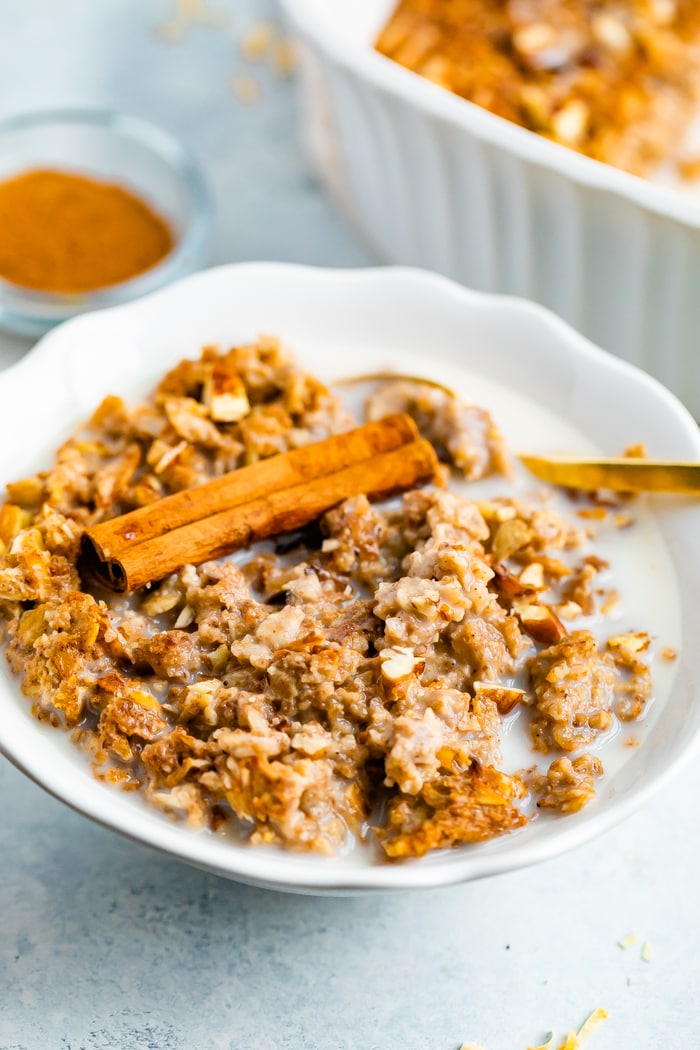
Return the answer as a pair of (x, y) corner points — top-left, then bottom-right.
(1, 262), (699, 893)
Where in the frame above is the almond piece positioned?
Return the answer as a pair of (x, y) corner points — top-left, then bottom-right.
(607, 631), (650, 658)
(477, 500), (516, 523)
(473, 681), (526, 715)
(519, 562), (545, 590)
(380, 646), (424, 682)
(491, 518), (533, 562)
(0, 503), (32, 545)
(515, 601), (568, 645)
(552, 99), (589, 145)
(491, 563), (529, 600)
(203, 362), (251, 422)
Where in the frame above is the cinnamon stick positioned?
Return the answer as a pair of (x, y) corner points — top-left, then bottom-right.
(86, 413), (418, 561)
(81, 419), (437, 593)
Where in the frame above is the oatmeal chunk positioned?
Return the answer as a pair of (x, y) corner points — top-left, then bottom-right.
(375, 575), (471, 647)
(142, 726), (211, 788)
(380, 764), (526, 858)
(366, 380), (508, 479)
(451, 617), (516, 680)
(528, 631), (616, 752)
(562, 556), (607, 615)
(535, 754), (604, 814)
(149, 782), (211, 828)
(201, 750), (351, 855)
(98, 694), (169, 762)
(7, 591), (109, 724)
(322, 495), (392, 585)
(136, 630), (205, 681)
(383, 708), (447, 794)
(607, 630), (653, 721)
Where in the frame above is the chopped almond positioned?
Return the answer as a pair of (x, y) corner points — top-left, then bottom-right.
(519, 562), (545, 590)
(380, 645), (424, 682)
(473, 681), (526, 715)
(492, 518), (533, 562)
(515, 600), (568, 645)
(556, 600), (583, 621)
(607, 631), (650, 658)
(577, 507), (607, 521)
(0, 503), (32, 545)
(202, 361), (250, 422)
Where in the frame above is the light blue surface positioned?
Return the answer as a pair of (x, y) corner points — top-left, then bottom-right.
(0, 3), (698, 1049)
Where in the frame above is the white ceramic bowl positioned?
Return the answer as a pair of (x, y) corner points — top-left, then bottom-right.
(279, 0), (700, 416)
(1, 263), (699, 894)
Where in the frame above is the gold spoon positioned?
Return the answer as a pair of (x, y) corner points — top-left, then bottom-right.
(517, 455), (700, 494)
(337, 372), (700, 495)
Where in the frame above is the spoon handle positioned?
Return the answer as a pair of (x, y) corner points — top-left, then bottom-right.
(519, 455), (700, 494)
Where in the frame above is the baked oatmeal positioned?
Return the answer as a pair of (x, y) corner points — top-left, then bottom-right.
(376, 0), (700, 177)
(0, 341), (655, 858)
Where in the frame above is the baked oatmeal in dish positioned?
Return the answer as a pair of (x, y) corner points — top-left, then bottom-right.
(0, 339), (656, 859)
(376, 0), (700, 177)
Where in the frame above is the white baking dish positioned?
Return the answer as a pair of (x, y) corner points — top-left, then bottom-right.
(279, 0), (700, 415)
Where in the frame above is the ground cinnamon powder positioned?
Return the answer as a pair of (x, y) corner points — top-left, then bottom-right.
(0, 169), (174, 294)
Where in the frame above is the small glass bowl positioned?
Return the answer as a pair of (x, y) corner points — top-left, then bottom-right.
(0, 109), (212, 336)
